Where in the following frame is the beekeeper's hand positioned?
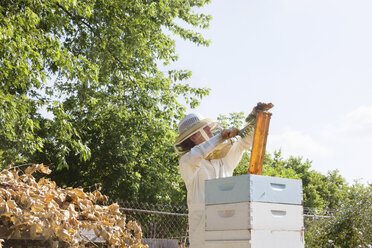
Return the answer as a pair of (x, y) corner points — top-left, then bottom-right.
(245, 106), (258, 124)
(221, 127), (239, 139)
(250, 106), (258, 116)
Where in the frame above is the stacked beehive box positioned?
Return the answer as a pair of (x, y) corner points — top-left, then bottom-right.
(205, 174), (304, 248)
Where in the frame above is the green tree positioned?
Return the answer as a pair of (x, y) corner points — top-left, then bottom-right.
(286, 158), (349, 209)
(1, 0), (212, 204)
(305, 183), (372, 247)
(233, 152), (299, 180)
(217, 112), (245, 129)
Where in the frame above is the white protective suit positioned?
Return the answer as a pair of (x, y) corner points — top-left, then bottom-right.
(179, 133), (253, 248)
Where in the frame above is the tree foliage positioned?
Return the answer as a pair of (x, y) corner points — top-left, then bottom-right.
(0, 0), (212, 204)
(217, 112), (245, 129)
(305, 183), (372, 247)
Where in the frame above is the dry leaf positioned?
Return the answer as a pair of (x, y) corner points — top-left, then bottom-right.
(45, 194), (54, 205)
(0, 165), (146, 247)
(108, 203), (120, 214)
(25, 164), (38, 175)
(30, 223), (42, 239)
(74, 188), (86, 199)
(38, 164), (52, 175)
(31, 203), (44, 213)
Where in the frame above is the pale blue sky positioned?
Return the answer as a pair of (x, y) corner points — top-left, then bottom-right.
(169, 0), (372, 184)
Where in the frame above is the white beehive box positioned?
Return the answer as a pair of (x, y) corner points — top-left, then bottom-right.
(206, 201), (303, 231)
(205, 175), (303, 205)
(204, 175), (304, 247)
(205, 229), (304, 248)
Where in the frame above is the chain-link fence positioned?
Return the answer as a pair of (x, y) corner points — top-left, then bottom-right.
(118, 201), (189, 246)
(118, 201), (334, 247)
(303, 207), (333, 220)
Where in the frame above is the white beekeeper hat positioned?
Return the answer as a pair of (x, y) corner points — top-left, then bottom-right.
(174, 113), (218, 154)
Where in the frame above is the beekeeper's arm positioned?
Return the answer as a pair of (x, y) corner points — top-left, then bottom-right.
(222, 132), (253, 174)
(179, 134), (223, 186)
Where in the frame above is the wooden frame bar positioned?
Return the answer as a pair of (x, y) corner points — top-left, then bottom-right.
(248, 104), (273, 175)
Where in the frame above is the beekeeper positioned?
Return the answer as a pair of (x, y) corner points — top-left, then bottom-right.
(174, 113), (255, 248)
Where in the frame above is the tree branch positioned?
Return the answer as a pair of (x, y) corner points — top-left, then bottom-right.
(56, 3), (128, 67)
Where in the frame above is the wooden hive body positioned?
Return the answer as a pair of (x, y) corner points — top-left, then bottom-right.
(205, 175), (304, 248)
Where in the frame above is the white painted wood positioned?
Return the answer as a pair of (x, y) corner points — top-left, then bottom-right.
(205, 230), (252, 242)
(250, 229), (305, 248)
(205, 240), (251, 248)
(251, 202), (303, 230)
(205, 175), (303, 205)
(206, 202), (303, 231)
(205, 229), (304, 248)
(206, 201), (251, 230)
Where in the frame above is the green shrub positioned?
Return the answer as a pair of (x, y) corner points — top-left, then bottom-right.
(305, 184), (372, 248)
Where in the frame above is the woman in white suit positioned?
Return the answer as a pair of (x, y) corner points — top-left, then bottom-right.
(174, 113), (254, 248)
